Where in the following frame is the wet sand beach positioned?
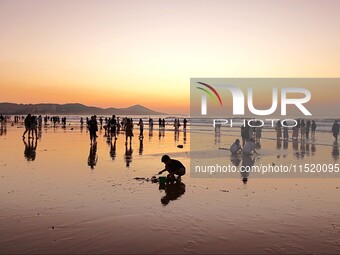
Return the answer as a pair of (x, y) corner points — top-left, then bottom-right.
(1, 122), (340, 254)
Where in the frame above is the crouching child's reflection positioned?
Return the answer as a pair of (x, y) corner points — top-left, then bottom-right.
(159, 181), (186, 206)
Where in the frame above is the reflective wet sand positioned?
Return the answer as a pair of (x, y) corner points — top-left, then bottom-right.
(0, 124), (340, 254)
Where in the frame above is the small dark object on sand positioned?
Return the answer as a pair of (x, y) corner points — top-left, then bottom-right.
(151, 176), (158, 183)
(177, 145), (184, 148)
(51, 226), (55, 230)
(134, 177), (149, 181)
(134, 176), (159, 183)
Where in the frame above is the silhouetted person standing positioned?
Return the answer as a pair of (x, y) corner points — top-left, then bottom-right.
(22, 114), (31, 139)
(125, 118), (134, 145)
(230, 139), (242, 155)
(138, 118), (144, 138)
(275, 120), (282, 139)
(282, 121), (289, 140)
(300, 120), (306, 141)
(306, 120), (311, 139)
(110, 115), (117, 139)
(88, 115), (98, 144)
(311, 120), (317, 139)
(30, 115), (38, 139)
(183, 118), (187, 130)
(332, 120), (340, 142)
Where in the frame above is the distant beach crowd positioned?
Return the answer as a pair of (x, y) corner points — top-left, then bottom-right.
(0, 114), (339, 143)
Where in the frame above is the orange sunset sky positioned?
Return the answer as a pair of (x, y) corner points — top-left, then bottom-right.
(1, 0), (340, 114)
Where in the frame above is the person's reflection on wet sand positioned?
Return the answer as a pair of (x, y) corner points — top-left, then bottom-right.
(160, 182), (186, 206)
(241, 155), (256, 184)
(124, 143), (133, 168)
(149, 128), (153, 141)
(332, 142), (339, 161)
(183, 130), (187, 145)
(38, 126), (42, 139)
(230, 155), (241, 167)
(306, 142), (310, 156)
(23, 138), (37, 161)
(88, 143), (98, 169)
(174, 129), (179, 142)
(300, 141), (306, 159)
(292, 139), (298, 151)
(110, 138), (117, 160)
(214, 132), (221, 146)
(292, 139), (299, 158)
(139, 137), (144, 155)
(311, 142), (316, 156)
(0, 125), (7, 136)
(159, 127), (165, 140)
(255, 141), (261, 150)
(276, 138), (282, 149)
(283, 139), (288, 150)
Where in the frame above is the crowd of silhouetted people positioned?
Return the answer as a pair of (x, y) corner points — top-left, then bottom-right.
(78, 115), (188, 169)
(0, 114), (339, 170)
(225, 119), (336, 159)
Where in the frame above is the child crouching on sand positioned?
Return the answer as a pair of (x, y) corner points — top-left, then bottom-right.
(230, 139), (242, 155)
(158, 155), (186, 182)
(243, 138), (258, 155)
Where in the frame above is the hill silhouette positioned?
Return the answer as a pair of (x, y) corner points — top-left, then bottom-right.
(0, 103), (164, 115)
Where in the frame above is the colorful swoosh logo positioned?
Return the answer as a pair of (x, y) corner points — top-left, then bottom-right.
(196, 82), (223, 106)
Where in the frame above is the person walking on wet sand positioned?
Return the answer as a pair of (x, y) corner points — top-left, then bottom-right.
(30, 115), (38, 138)
(282, 121), (289, 140)
(22, 114), (31, 139)
(137, 118), (144, 138)
(275, 120), (282, 139)
(292, 119), (300, 140)
(88, 115), (98, 144)
(331, 120), (340, 142)
(125, 118), (134, 145)
(110, 115), (117, 139)
(241, 124), (249, 146)
(300, 120), (306, 141)
(158, 155), (186, 181)
(311, 120), (317, 139)
(306, 120), (311, 139)
(255, 122), (262, 143)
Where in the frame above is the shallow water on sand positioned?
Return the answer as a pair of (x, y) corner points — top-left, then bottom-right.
(0, 123), (340, 254)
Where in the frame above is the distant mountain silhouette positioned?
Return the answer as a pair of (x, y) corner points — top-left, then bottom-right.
(0, 103), (164, 115)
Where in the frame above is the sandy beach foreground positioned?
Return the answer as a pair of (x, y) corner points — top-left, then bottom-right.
(0, 123), (340, 254)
